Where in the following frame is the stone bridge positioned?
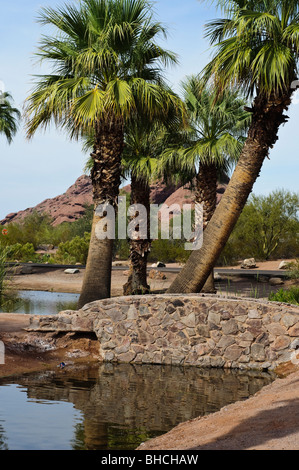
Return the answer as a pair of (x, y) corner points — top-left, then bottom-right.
(28, 294), (299, 371)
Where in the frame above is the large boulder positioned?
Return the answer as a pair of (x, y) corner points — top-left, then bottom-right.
(241, 258), (257, 269)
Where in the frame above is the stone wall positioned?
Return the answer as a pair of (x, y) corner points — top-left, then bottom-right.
(28, 294), (299, 371)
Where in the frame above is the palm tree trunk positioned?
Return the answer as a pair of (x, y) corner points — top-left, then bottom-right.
(123, 174), (151, 295)
(78, 118), (124, 308)
(167, 92), (293, 294)
(195, 163), (218, 294)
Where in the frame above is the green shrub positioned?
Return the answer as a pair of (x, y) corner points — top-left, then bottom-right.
(55, 233), (91, 265)
(0, 212), (54, 249)
(6, 243), (36, 262)
(0, 247), (8, 305)
(149, 239), (191, 264)
(0, 246), (19, 310)
(114, 239), (130, 260)
(289, 259), (299, 280)
(269, 287), (299, 306)
(0, 207), (94, 250)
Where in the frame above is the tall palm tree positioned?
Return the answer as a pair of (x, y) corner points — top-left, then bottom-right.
(0, 92), (20, 144)
(168, 0), (298, 294)
(24, 0), (182, 307)
(164, 76), (250, 292)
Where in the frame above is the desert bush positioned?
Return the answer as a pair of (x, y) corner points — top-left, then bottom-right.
(68, 205), (93, 238)
(288, 259), (299, 279)
(0, 212), (54, 248)
(0, 207), (94, 250)
(5, 243), (36, 262)
(55, 233), (91, 265)
(218, 189), (299, 265)
(149, 239), (191, 264)
(0, 246), (8, 305)
(0, 246), (19, 310)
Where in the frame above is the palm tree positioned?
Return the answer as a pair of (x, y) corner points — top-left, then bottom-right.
(84, 109), (186, 296)
(24, 0), (182, 307)
(168, 0), (298, 294)
(122, 143), (154, 296)
(164, 76), (250, 292)
(122, 116), (185, 296)
(0, 92), (20, 144)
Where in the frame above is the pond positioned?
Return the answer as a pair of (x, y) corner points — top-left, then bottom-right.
(0, 363), (275, 450)
(0, 290), (79, 315)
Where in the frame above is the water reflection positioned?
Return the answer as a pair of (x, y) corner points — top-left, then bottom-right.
(0, 364), (275, 450)
(0, 290), (79, 315)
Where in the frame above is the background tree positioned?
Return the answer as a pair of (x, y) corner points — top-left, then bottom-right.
(0, 92), (20, 144)
(25, 0), (182, 307)
(220, 190), (299, 263)
(168, 0), (299, 294)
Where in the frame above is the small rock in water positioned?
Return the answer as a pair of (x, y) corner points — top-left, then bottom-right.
(269, 277), (284, 286)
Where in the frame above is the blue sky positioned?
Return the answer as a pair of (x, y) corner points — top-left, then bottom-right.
(0, 0), (298, 220)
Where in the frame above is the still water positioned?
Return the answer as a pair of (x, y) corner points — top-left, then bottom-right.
(1, 290), (79, 315)
(0, 363), (275, 450)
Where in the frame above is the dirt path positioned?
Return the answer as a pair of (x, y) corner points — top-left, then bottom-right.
(7, 259), (294, 299)
(8, 267), (176, 297)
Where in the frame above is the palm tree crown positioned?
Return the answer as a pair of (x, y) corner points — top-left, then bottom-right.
(25, 0), (180, 139)
(204, 0), (299, 97)
(170, 76), (250, 176)
(0, 92), (20, 144)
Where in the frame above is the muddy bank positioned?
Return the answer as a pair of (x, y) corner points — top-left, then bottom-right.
(0, 313), (99, 378)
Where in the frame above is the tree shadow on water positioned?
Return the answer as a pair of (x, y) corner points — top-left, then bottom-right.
(191, 398), (299, 450)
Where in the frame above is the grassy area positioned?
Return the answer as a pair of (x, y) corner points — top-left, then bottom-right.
(269, 287), (299, 306)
